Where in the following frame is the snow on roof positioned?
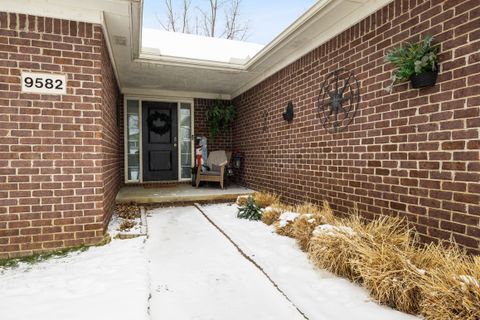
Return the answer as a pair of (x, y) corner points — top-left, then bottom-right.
(141, 28), (264, 65)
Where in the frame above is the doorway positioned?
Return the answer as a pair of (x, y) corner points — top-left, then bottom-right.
(142, 101), (178, 181)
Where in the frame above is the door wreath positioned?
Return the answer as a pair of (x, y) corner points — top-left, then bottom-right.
(147, 111), (171, 135)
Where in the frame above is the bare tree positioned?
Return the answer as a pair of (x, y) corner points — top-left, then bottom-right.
(157, 0), (249, 41)
(198, 0), (220, 37)
(223, 0), (248, 40)
(181, 0), (191, 33)
(157, 0), (191, 33)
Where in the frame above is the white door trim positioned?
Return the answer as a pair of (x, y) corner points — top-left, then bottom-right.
(124, 95), (195, 184)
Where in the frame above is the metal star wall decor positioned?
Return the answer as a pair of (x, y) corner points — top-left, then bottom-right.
(317, 68), (360, 133)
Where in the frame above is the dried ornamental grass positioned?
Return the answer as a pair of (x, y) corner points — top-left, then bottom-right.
(362, 215), (411, 248)
(350, 215), (422, 313)
(295, 202), (322, 215)
(319, 201), (335, 224)
(270, 202), (295, 213)
(352, 242), (422, 314)
(308, 217), (364, 281)
(292, 214), (319, 251)
(253, 192), (280, 208)
(274, 211), (299, 237)
(419, 246), (480, 320)
(261, 207), (282, 225)
(292, 201), (336, 251)
(236, 195), (250, 207)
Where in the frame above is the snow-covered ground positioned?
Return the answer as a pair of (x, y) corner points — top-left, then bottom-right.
(0, 237), (149, 320)
(201, 203), (418, 320)
(0, 203), (418, 320)
(147, 206), (304, 320)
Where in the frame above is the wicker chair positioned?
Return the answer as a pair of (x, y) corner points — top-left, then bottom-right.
(196, 150), (231, 189)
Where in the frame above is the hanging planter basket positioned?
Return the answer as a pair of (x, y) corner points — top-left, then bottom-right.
(410, 70), (438, 89)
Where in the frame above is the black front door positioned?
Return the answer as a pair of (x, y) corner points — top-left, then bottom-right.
(142, 101), (178, 181)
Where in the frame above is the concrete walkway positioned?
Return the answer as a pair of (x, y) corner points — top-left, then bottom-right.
(146, 206), (304, 320)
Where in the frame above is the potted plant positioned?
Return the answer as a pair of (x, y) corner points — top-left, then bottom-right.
(206, 101), (236, 139)
(385, 35), (439, 92)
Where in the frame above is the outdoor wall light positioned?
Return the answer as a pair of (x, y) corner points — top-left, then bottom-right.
(283, 101), (294, 122)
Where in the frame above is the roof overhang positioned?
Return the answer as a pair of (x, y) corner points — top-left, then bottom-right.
(128, 0), (394, 99)
(2, 0), (393, 99)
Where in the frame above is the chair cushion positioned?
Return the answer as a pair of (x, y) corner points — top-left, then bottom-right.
(211, 164), (222, 172)
(201, 170), (221, 176)
(206, 150), (228, 168)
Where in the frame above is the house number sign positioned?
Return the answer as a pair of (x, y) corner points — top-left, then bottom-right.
(21, 72), (67, 95)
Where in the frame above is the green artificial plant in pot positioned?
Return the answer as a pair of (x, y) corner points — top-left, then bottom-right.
(206, 101), (236, 140)
(385, 35), (439, 93)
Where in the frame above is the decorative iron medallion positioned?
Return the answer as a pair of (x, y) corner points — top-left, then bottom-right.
(318, 68), (360, 133)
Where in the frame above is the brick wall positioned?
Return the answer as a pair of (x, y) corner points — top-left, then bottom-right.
(233, 0), (480, 253)
(0, 12), (121, 258)
(100, 40), (121, 231)
(194, 98), (233, 152)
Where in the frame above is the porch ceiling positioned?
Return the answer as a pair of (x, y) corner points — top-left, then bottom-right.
(113, 0), (394, 99)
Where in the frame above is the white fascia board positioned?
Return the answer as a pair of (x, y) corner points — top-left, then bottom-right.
(0, 0), (125, 24)
(101, 11), (123, 90)
(136, 53), (246, 72)
(244, 0), (335, 69)
(122, 87), (232, 101)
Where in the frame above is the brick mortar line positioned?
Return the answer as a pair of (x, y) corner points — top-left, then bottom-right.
(193, 203), (309, 320)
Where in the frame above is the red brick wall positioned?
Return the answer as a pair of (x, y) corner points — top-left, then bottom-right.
(194, 98), (233, 152)
(100, 40), (121, 231)
(233, 0), (480, 253)
(0, 12), (121, 258)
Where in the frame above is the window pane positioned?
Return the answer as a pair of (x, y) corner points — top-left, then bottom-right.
(127, 100), (140, 181)
(180, 103), (192, 179)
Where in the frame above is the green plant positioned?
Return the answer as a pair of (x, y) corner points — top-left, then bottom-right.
(206, 101), (236, 139)
(237, 196), (262, 221)
(385, 35), (439, 92)
(0, 247), (89, 269)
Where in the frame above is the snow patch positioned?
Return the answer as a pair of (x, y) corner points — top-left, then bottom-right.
(459, 275), (480, 288)
(406, 260), (426, 276)
(278, 212), (299, 227)
(263, 206), (275, 213)
(312, 224), (356, 237)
